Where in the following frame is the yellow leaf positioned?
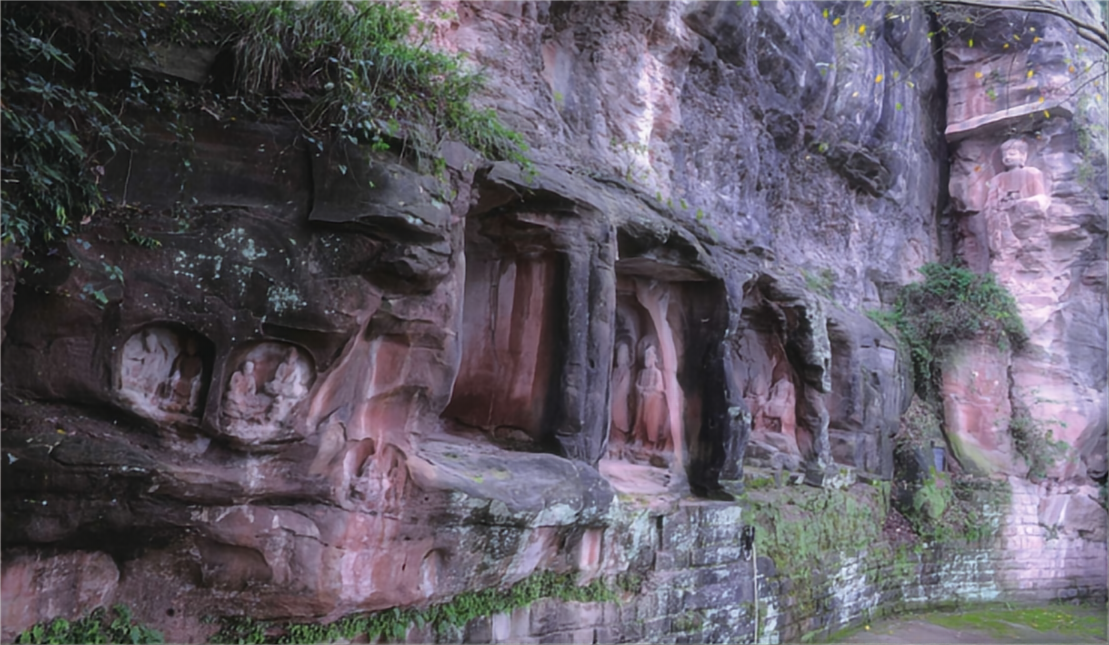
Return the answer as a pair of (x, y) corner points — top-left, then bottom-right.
(823, 8), (829, 18)
(1029, 27), (1036, 32)
(1033, 36), (1041, 43)
(1004, 43), (1010, 49)
(1027, 69), (1034, 78)
(1038, 96), (1045, 103)
(1013, 34), (1021, 41)
(158, 1), (166, 5)
(864, 0), (873, 6)
(833, 17), (841, 26)
(859, 24), (867, 34)
(1069, 65), (1076, 73)
(852, 91), (859, 97)
(875, 74), (883, 83)
(975, 71), (984, 79)
(968, 38), (974, 47)
(1043, 110), (1050, 118)
(56, 428), (66, 434)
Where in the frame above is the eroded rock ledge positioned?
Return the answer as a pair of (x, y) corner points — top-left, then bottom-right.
(2, 1), (1105, 643)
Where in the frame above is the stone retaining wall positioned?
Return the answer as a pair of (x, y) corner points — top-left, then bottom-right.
(427, 480), (1104, 644)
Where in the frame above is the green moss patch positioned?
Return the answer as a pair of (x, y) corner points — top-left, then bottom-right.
(923, 603), (1108, 641)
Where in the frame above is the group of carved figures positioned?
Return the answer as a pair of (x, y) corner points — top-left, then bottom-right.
(225, 347), (308, 428)
(120, 328), (205, 415)
(609, 342), (671, 454)
(119, 327), (310, 432)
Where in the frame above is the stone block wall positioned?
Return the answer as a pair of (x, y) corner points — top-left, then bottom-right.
(409, 480), (1104, 644)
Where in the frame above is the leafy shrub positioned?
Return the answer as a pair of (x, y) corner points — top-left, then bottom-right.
(1, 8), (141, 249)
(1008, 410), (1069, 480)
(16, 605), (164, 644)
(1, 1), (529, 253)
(873, 263), (1025, 398)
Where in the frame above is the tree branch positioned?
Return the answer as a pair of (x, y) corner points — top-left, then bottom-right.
(937, 0), (1108, 53)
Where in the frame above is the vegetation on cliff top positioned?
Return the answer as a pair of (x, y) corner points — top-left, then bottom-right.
(868, 262), (1025, 399)
(1, 1), (529, 253)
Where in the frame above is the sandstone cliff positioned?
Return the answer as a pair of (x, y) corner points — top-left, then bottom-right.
(1, 2), (1105, 643)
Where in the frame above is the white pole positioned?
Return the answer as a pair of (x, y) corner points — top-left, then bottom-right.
(753, 538), (760, 644)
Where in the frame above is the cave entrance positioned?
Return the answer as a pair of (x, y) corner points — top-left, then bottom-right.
(443, 216), (564, 451)
(602, 250), (729, 495)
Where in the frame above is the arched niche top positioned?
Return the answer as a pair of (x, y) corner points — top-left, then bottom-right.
(117, 323), (213, 420)
(221, 341), (315, 446)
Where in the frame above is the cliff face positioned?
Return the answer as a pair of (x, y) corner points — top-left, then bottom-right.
(1, 2), (1105, 643)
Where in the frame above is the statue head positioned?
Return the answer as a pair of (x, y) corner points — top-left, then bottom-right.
(1000, 139), (1029, 170)
(244, 361), (255, 375)
(615, 343), (629, 367)
(142, 329), (158, 352)
(644, 345), (658, 368)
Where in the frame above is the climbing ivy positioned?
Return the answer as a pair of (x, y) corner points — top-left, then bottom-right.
(209, 570), (616, 644)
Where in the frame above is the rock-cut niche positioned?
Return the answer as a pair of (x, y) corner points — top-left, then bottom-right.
(608, 276), (686, 471)
(445, 219), (564, 449)
(116, 324), (214, 421)
(734, 291), (807, 472)
(220, 341), (315, 447)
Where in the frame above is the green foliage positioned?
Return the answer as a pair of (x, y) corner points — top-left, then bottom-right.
(1008, 411), (1069, 480)
(877, 263), (1025, 398)
(2, 1), (529, 254)
(802, 268), (836, 298)
(16, 605), (164, 644)
(923, 602), (1108, 641)
(210, 570), (616, 644)
(1, 10), (141, 249)
(219, 0), (529, 171)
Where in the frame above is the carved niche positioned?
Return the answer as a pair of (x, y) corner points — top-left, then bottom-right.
(607, 277), (683, 469)
(221, 342), (314, 446)
(117, 325), (211, 420)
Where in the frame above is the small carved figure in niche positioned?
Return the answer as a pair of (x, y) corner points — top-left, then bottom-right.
(987, 139), (1049, 208)
(226, 361), (268, 422)
(634, 345), (670, 451)
(609, 342), (633, 450)
(763, 377), (796, 435)
(265, 347), (306, 422)
(162, 336), (203, 413)
(122, 328), (172, 397)
(984, 138), (1050, 261)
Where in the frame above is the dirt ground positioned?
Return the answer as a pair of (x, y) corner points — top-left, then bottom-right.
(833, 605), (1108, 644)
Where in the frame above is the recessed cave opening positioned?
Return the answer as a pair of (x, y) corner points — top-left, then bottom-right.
(735, 287), (806, 473)
(602, 252), (732, 496)
(115, 323), (216, 422)
(443, 216), (565, 453)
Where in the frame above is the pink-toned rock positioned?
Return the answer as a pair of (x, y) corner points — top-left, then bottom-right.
(1, 551), (119, 640)
(940, 338), (1018, 475)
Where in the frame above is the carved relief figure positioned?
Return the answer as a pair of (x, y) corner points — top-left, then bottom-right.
(265, 347), (307, 423)
(119, 326), (209, 419)
(162, 336), (204, 413)
(122, 329), (172, 396)
(221, 342), (313, 445)
(609, 342), (633, 448)
(225, 361), (267, 423)
(634, 345), (670, 451)
(984, 138), (1050, 260)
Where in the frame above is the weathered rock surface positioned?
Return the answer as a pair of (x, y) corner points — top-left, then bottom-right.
(0, 1), (1104, 642)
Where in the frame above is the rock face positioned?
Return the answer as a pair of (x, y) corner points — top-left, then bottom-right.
(0, 1), (1104, 642)
(942, 4), (1108, 486)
